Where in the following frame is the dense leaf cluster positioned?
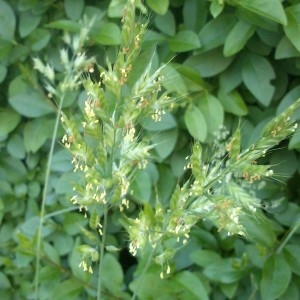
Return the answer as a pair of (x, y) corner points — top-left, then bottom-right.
(1, 0), (300, 299)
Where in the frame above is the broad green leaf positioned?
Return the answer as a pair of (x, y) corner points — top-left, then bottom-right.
(234, 0), (287, 25)
(284, 5), (300, 52)
(284, 245), (300, 276)
(19, 11), (41, 38)
(0, 0), (16, 41)
(242, 53), (275, 106)
(260, 254), (291, 300)
(184, 105), (207, 142)
(0, 272), (11, 289)
(220, 282), (238, 299)
(183, 0), (207, 32)
(198, 94), (224, 136)
(245, 244), (267, 269)
(9, 90), (53, 118)
(23, 118), (55, 152)
(27, 28), (51, 51)
(169, 30), (201, 52)
(7, 134), (26, 159)
(155, 10), (176, 36)
(175, 271), (209, 300)
(102, 253), (124, 295)
(45, 20), (80, 32)
(130, 169), (152, 203)
(0, 109), (21, 137)
(240, 213), (276, 247)
(276, 85), (300, 117)
(236, 7), (279, 32)
(0, 156), (27, 183)
(219, 58), (243, 93)
(108, 0), (128, 18)
(0, 64), (7, 83)
(185, 48), (234, 78)
(190, 249), (221, 267)
(92, 22), (121, 45)
(203, 258), (246, 284)
(289, 128), (300, 150)
(218, 90), (248, 116)
(270, 148), (297, 181)
(275, 36), (300, 59)
(160, 63), (188, 94)
(199, 14), (236, 52)
(51, 149), (73, 172)
(64, 0), (84, 20)
(50, 279), (82, 300)
(141, 112), (177, 131)
(146, 0), (169, 15)
(151, 128), (178, 161)
(224, 20), (255, 57)
(257, 29), (282, 48)
(210, 1), (224, 18)
(157, 164), (176, 207)
(274, 203), (300, 227)
(279, 282), (299, 300)
(176, 64), (207, 92)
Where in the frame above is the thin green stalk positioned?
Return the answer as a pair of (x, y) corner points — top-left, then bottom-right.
(34, 94), (64, 299)
(97, 205), (109, 300)
(131, 242), (159, 300)
(276, 216), (300, 254)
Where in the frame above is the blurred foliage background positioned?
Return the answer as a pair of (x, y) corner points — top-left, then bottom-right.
(1, 0), (300, 299)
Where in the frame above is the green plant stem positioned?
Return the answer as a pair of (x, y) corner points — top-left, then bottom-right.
(131, 242), (159, 300)
(34, 95), (64, 299)
(97, 205), (109, 300)
(276, 216), (300, 254)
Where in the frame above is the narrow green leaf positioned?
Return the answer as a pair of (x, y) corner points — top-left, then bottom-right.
(146, 0), (169, 15)
(45, 20), (81, 32)
(284, 4), (300, 52)
(184, 105), (207, 142)
(169, 30), (201, 52)
(224, 20), (255, 57)
(242, 53), (275, 106)
(0, 0), (16, 41)
(260, 254), (292, 300)
(0, 109), (21, 137)
(175, 271), (209, 300)
(234, 0), (287, 25)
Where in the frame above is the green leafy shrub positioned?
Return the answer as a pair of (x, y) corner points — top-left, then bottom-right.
(1, 0), (300, 299)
